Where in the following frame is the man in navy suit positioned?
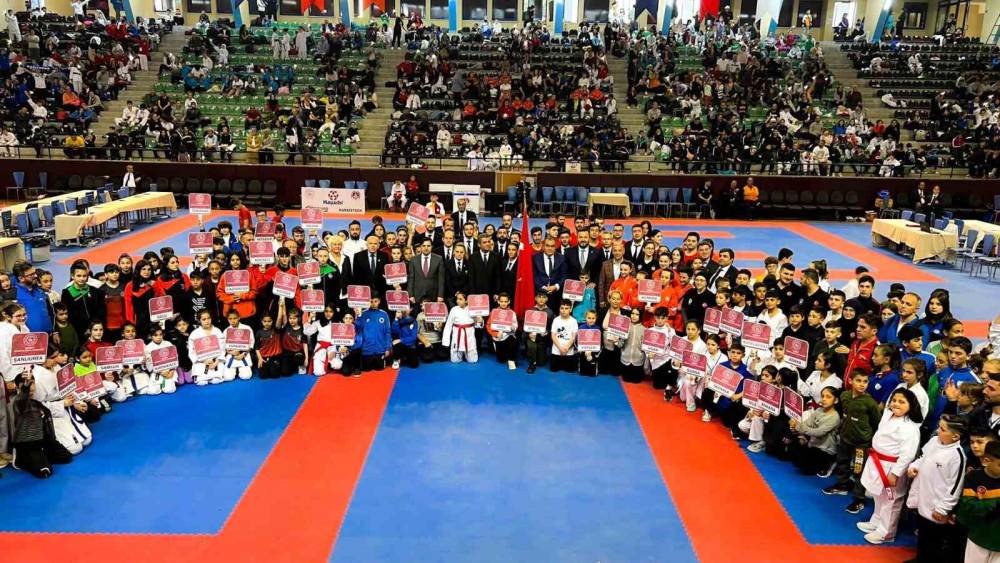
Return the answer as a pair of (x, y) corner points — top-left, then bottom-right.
(532, 238), (566, 300)
(565, 229), (600, 282)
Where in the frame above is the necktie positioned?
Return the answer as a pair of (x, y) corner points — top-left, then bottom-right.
(457, 260), (462, 271)
(370, 253), (376, 272)
(422, 255), (429, 276)
(482, 252), (488, 263)
(547, 256), (553, 277)
(507, 261), (513, 272)
(446, 247), (451, 260)
(581, 248), (587, 264)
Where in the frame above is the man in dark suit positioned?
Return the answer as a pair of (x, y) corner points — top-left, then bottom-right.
(351, 235), (388, 298)
(696, 240), (720, 278)
(450, 197), (478, 234)
(566, 230), (601, 281)
(412, 215), (444, 248)
(444, 244), (471, 306)
(407, 238), (445, 304)
(707, 248), (738, 289)
(458, 221), (478, 256)
(626, 224), (646, 263)
(469, 233), (500, 298)
(532, 238), (567, 299)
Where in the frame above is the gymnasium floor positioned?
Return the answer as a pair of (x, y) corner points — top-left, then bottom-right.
(1, 211), (993, 563)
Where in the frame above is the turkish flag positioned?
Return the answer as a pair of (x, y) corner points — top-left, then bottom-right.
(301, 0), (325, 13)
(513, 203), (535, 320)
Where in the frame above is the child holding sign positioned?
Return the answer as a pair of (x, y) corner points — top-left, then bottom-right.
(669, 319), (708, 401)
(524, 293), (554, 374)
(119, 323), (152, 396)
(442, 292), (479, 364)
(578, 310), (602, 376)
(486, 293), (519, 370)
(189, 310), (225, 385)
(32, 345), (91, 455)
(789, 386), (841, 476)
(600, 290), (627, 375)
(570, 272), (597, 324)
(145, 326), (178, 394)
(223, 310), (255, 381)
(646, 307), (675, 392)
(416, 298), (448, 364)
(391, 306), (419, 369)
(739, 365), (779, 452)
(10, 371), (73, 478)
(619, 308), (647, 383)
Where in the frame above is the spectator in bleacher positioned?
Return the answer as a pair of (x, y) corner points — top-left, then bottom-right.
(6, 10), (20, 44)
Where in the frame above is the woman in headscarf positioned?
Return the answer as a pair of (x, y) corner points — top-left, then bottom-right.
(125, 259), (157, 337)
(153, 254), (191, 314)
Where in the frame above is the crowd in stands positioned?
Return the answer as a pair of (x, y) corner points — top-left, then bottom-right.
(383, 20), (634, 171)
(1, 6), (168, 158)
(3, 192), (1000, 561)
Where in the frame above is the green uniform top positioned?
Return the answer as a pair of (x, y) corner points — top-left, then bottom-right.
(957, 468), (1000, 552)
(838, 390), (880, 447)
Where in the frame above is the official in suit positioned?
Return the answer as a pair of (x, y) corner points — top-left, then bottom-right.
(533, 238), (567, 299)
(444, 245), (472, 306)
(566, 231), (600, 282)
(469, 234), (500, 298)
(450, 198), (478, 234)
(412, 216), (444, 248)
(707, 248), (739, 289)
(407, 239), (445, 304)
(351, 236), (388, 298)
(498, 242), (519, 300)
(597, 242), (627, 308)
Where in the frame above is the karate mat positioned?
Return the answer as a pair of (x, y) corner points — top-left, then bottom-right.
(3, 212), (992, 562)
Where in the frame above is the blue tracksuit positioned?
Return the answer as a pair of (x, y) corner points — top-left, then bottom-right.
(868, 369), (900, 405)
(717, 360), (751, 410)
(356, 308), (392, 356)
(928, 366), (980, 431)
(392, 316), (418, 347)
(572, 287), (597, 323)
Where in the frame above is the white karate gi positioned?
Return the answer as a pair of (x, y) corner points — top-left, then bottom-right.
(223, 323), (255, 381)
(859, 411), (921, 541)
(144, 340), (178, 394)
(31, 364), (91, 454)
(188, 326), (225, 385)
(442, 306), (478, 363)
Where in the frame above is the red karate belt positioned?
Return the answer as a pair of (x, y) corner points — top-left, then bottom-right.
(454, 323), (474, 351)
(868, 448), (900, 498)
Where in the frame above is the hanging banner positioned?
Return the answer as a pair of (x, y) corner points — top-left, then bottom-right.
(301, 187), (367, 215)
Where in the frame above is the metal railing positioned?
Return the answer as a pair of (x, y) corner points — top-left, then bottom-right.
(0, 145), (988, 179)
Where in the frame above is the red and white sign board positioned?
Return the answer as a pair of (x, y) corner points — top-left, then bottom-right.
(720, 307), (745, 336)
(563, 279), (585, 302)
(301, 289), (325, 313)
(422, 302), (447, 323)
(783, 388), (804, 422)
(489, 309), (515, 332)
(682, 351), (708, 378)
(523, 309), (548, 334)
(77, 372), (105, 400)
(637, 279), (660, 304)
(386, 290), (410, 312)
(784, 336), (810, 369)
(149, 296), (174, 322)
(330, 323), (356, 346)
(467, 294), (490, 317)
(95, 345), (124, 372)
(188, 193), (211, 215)
(224, 328), (253, 351)
(297, 262), (321, 286)
(641, 329), (668, 355)
(192, 335), (222, 362)
(254, 221), (277, 242)
(759, 382), (784, 416)
(224, 270), (251, 294)
(383, 262), (408, 286)
(11, 332), (48, 366)
(741, 321), (772, 352)
(406, 202), (430, 226)
(150, 345), (179, 372)
(188, 231), (214, 255)
(249, 241), (274, 265)
(577, 328), (601, 352)
(57, 364), (77, 398)
(300, 207), (324, 231)
(742, 379), (761, 409)
(704, 307), (722, 335)
(273, 271), (299, 299)
(707, 364), (743, 398)
(668, 334), (693, 362)
(116, 339), (145, 365)
(606, 313), (630, 339)
(347, 285), (372, 309)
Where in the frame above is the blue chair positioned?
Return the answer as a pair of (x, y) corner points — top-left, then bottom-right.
(615, 187), (629, 195)
(679, 188), (695, 217)
(574, 186), (590, 216)
(654, 187), (671, 217)
(65, 198), (77, 214)
(553, 186), (568, 213)
(665, 188), (681, 217)
(529, 187), (539, 209)
(304, 179), (317, 187)
(117, 187), (129, 200)
(52, 200), (65, 216)
(962, 233), (994, 271)
(630, 187), (644, 216)
(955, 229), (979, 265)
(901, 210), (915, 221)
(933, 218), (947, 231)
(913, 212), (926, 224)
(356, 181), (368, 190)
(344, 181), (357, 189)
(641, 188), (656, 216)
(971, 235), (999, 277)
(0, 209), (13, 236)
(38, 171), (47, 191)
(954, 219), (965, 242)
(538, 187), (555, 214)
(37, 205), (56, 235)
(318, 179), (332, 188)
(380, 182), (393, 209)
(7, 171), (25, 201)
(15, 212), (48, 243)
(502, 186), (518, 213)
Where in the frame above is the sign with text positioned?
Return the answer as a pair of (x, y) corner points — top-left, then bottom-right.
(577, 328), (602, 352)
(272, 271), (299, 299)
(637, 279), (660, 304)
(149, 296), (174, 322)
(224, 328), (253, 351)
(254, 220), (277, 242)
(783, 388), (804, 422)
(301, 289), (325, 313)
(223, 270), (251, 294)
(188, 231), (214, 255)
(347, 285), (372, 309)
(759, 382), (784, 416)
(720, 307), (745, 336)
(682, 351), (708, 379)
(606, 313), (630, 339)
(11, 332), (48, 366)
(386, 290), (410, 312)
(489, 308), (515, 332)
(300, 207), (324, 231)
(422, 302), (447, 323)
(330, 323), (356, 346)
(95, 345), (124, 372)
(523, 309), (549, 334)
(740, 321), (772, 352)
(641, 329), (669, 355)
(562, 279), (586, 302)
(707, 364), (743, 398)
(57, 364), (77, 398)
(188, 193), (211, 215)
(249, 241), (274, 265)
(467, 294), (490, 317)
(742, 379), (761, 409)
(668, 334), (693, 362)
(296, 262), (321, 286)
(116, 339), (145, 365)
(77, 372), (105, 400)
(300, 187), (367, 215)
(405, 201), (430, 226)
(383, 262), (408, 286)
(784, 336), (810, 369)
(704, 307), (722, 335)
(192, 335), (222, 362)
(150, 345), (179, 372)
